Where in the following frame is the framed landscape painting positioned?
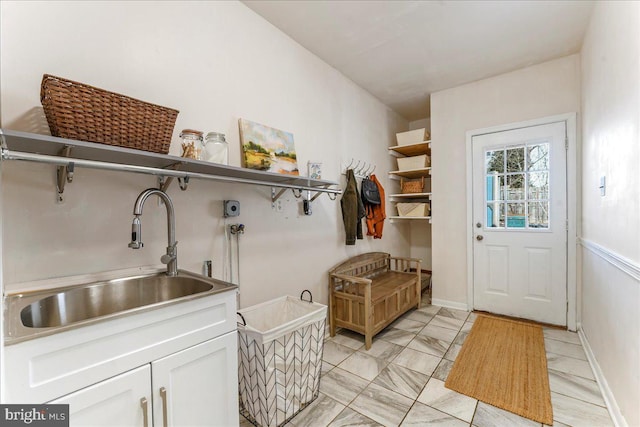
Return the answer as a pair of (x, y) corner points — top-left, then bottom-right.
(239, 118), (299, 175)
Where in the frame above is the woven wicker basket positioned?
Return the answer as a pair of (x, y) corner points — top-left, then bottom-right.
(40, 74), (178, 154)
(400, 177), (425, 194)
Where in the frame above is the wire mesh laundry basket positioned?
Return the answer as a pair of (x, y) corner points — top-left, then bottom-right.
(237, 290), (327, 427)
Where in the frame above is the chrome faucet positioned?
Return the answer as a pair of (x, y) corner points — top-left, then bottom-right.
(128, 188), (178, 277)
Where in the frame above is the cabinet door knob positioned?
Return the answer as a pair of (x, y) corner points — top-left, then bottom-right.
(160, 387), (168, 427)
(140, 397), (149, 427)
(476, 235), (484, 241)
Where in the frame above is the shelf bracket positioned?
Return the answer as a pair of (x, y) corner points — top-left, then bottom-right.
(158, 162), (186, 192)
(310, 185), (333, 202)
(271, 188), (287, 203)
(56, 146), (74, 203)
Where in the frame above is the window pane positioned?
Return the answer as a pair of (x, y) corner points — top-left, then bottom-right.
(486, 150), (504, 173)
(527, 143), (549, 171)
(528, 171), (549, 200)
(506, 147), (525, 173)
(486, 202), (505, 228)
(506, 202), (526, 228)
(506, 174), (525, 200)
(486, 174), (505, 201)
(484, 143), (552, 231)
(528, 202), (549, 228)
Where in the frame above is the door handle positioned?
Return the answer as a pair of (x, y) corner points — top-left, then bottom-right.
(140, 397), (149, 427)
(476, 235), (484, 241)
(160, 387), (168, 427)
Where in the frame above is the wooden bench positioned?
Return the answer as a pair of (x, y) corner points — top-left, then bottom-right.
(328, 252), (421, 350)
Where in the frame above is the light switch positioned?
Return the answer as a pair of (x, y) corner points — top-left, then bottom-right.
(599, 176), (606, 196)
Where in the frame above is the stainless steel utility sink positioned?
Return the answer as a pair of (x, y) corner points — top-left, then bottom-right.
(4, 269), (237, 343)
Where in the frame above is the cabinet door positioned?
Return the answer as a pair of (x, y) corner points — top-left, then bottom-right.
(152, 331), (239, 427)
(49, 365), (151, 427)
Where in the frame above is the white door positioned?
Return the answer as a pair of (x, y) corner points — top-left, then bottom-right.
(472, 121), (567, 326)
(49, 365), (151, 427)
(152, 331), (239, 427)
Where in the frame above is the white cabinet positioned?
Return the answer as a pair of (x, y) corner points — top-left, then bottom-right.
(5, 285), (239, 426)
(5, 289), (236, 404)
(50, 365), (151, 427)
(152, 332), (239, 427)
(388, 141), (432, 221)
(49, 332), (238, 427)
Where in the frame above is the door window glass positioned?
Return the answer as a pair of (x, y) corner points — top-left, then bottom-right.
(485, 142), (550, 229)
(506, 147), (525, 172)
(527, 144), (549, 171)
(486, 202), (505, 228)
(528, 201), (549, 228)
(506, 174), (525, 200)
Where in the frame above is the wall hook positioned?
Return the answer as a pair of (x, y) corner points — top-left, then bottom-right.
(356, 162), (368, 176)
(346, 158), (355, 170)
(178, 176), (189, 191)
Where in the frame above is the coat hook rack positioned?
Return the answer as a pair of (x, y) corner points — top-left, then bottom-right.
(342, 159), (376, 179)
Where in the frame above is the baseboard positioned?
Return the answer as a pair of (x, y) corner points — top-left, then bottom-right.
(577, 323), (627, 427)
(431, 298), (469, 312)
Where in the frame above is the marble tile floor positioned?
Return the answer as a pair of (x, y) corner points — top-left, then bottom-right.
(240, 302), (613, 427)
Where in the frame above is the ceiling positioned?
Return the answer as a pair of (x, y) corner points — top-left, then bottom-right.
(243, 0), (594, 121)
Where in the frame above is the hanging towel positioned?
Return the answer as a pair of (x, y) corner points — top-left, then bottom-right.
(365, 174), (386, 238)
(340, 169), (365, 245)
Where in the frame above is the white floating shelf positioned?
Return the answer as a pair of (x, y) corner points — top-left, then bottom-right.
(389, 216), (432, 223)
(389, 167), (431, 179)
(388, 141), (431, 157)
(388, 192), (431, 199)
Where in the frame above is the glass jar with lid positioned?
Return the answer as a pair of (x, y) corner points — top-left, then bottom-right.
(180, 129), (204, 160)
(203, 132), (229, 165)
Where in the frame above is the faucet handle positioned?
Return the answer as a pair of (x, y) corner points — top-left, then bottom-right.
(160, 254), (175, 264)
(161, 242), (177, 264)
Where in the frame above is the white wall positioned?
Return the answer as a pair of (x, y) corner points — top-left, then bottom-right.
(429, 55), (581, 306)
(0, 1), (409, 307)
(580, 2), (640, 425)
(409, 118), (430, 132)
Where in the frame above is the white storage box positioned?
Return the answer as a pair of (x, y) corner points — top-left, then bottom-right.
(396, 128), (429, 146)
(237, 293), (327, 427)
(397, 154), (430, 171)
(397, 202), (430, 217)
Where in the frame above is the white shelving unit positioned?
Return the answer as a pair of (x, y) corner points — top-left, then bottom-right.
(388, 140), (431, 222)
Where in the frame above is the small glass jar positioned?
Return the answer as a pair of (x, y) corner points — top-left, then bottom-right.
(180, 129), (204, 160)
(204, 132), (229, 165)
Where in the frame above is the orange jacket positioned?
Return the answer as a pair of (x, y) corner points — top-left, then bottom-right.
(365, 174), (385, 238)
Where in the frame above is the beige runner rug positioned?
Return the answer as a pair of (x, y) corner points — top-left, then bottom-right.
(445, 314), (553, 424)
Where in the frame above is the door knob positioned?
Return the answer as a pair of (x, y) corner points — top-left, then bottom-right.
(476, 235), (484, 241)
